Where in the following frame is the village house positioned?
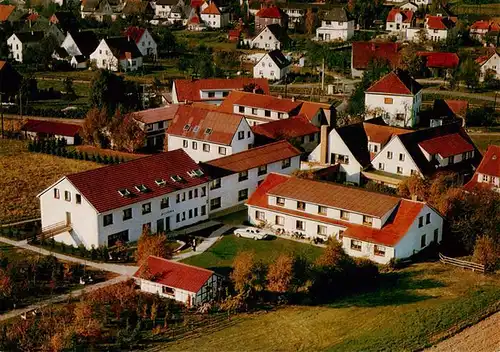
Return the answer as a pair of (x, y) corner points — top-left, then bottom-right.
(399, 1), (418, 11)
(90, 37), (143, 72)
(201, 140), (301, 214)
(316, 7), (354, 42)
(121, 1), (155, 20)
(282, 3), (308, 29)
(58, 31), (100, 69)
(200, 1), (229, 28)
(8, 31), (44, 63)
(476, 50), (500, 81)
(252, 116), (320, 152)
(22, 120), (82, 145)
(187, 13), (206, 31)
(80, 0), (117, 21)
(367, 123), (480, 187)
(37, 150), (211, 249)
(386, 8), (414, 35)
(133, 104), (180, 150)
(406, 14), (457, 42)
(470, 20), (500, 43)
(171, 78), (270, 105)
(351, 42), (401, 78)
(247, 173), (444, 265)
(431, 99), (468, 127)
(253, 49), (291, 80)
(308, 119), (408, 184)
(166, 105), (254, 162)
(154, 0), (179, 18)
(417, 51), (459, 78)
(124, 27), (157, 58)
(255, 5), (287, 32)
(134, 256), (224, 306)
(248, 24), (289, 50)
(364, 70), (423, 128)
(464, 145), (500, 193)
(0, 60), (22, 101)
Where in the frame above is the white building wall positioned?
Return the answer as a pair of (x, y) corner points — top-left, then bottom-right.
(155, 4), (173, 18)
(139, 279), (198, 305)
(253, 54), (290, 80)
(90, 40), (120, 71)
(365, 91), (421, 128)
(136, 29), (157, 57)
(315, 20), (354, 41)
(251, 27), (282, 50)
(61, 33), (83, 56)
(7, 35), (24, 62)
(371, 137), (422, 177)
(342, 237), (396, 264)
(479, 53), (500, 81)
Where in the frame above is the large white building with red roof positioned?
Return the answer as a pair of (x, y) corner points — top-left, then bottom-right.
(37, 149), (211, 249)
(247, 174), (444, 264)
(200, 1), (228, 28)
(364, 70), (423, 128)
(134, 256), (223, 306)
(464, 145), (500, 193)
(386, 8), (414, 35)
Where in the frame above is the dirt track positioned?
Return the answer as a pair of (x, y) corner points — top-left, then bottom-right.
(428, 311), (500, 352)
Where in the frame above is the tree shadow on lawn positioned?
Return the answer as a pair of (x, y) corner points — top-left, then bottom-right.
(326, 269), (446, 309)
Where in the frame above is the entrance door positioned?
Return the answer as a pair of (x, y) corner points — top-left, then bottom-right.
(65, 212), (71, 225)
(157, 218), (165, 233)
(165, 217), (170, 231)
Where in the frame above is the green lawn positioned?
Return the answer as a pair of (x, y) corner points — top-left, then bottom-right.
(181, 235), (323, 275)
(164, 262), (500, 351)
(470, 134), (500, 152)
(0, 243), (37, 262)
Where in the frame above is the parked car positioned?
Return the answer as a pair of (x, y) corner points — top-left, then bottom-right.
(234, 227), (272, 240)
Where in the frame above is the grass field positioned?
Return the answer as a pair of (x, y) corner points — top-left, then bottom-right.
(470, 134), (500, 152)
(165, 262), (500, 351)
(0, 139), (99, 224)
(182, 235), (324, 276)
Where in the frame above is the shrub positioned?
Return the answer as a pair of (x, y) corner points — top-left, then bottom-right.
(473, 236), (499, 271)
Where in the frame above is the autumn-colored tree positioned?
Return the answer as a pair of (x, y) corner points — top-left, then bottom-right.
(315, 239), (349, 267)
(473, 236), (499, 271)
(398, 45), (425, 77)
(305, 8), (315, 35)
(135, 229), (173, 266)
(108, 111), (146, 152)
(73, 302), (102, 342)
(267, 254), (294, 293)
(81, 108), (109, 147)
(230, 251), (266, 296)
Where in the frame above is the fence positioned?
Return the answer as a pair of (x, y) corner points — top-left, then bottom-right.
(439, 253), (485, 273)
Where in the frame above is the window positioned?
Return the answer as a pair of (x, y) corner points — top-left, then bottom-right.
(223, 91), (229, 97)
(397, 166), (403, 174)
(379, 162), (385, 171)
(238, 106), (245, 113)
(296, 220), (305, 231)
(257, 165), (267, 176)
(265, 110), (271, 117)
(176, 213), (180, 223)
(399, 153), (405, 161)
(54, 188), (60, 199)
(210, 197), (221, 210)
(433, 228), (439, 243)
(426, 213), (431, 224)
(203, 143), (210, 152)
(418, 216), (423, 228)
(238, 170), (248, 182)
(297, 201), (306, 211)
(188, 190), (193, 199)
(201, 205), (207, 216)
(448, 156), (454, 165)
(183, 140), (188, 148)
(238, 131), (245, 140)
(210, 179), (221, 190)
(64, 191), (71, 202)
(482, 174), (489, 182)
(162, 286), (174, 296)
(188, 209), (193, 219)
(123, 208), (132, 221)
(161, 197), (169, 209)
(421, 234), (426, 248)
(384, 97), (393, 104)
(208, 91), (215, 98)
(182, 193), (186, 201)
(76, 194), (81, 204)
(256, 211), (265, 220)
(350, 239), (362, 251)
(278, 112), (284, 119)
(103, 214), (113, 226)
(282, 158), (291, 169)
(275, 215), (284, 226)
(201, 186), (207, 197)
(387, 151), (393, 159)
(363, 215), (373, 226)
(270, 71), (274, 76)
(336, 154), (349, 164)
(374, 245), (385, 257)
(108, 230), (129, 247)
(218, 147), (227, 155)
(317, 225), (327, 236)
(194, 189), (198, 198)
(340, 210), (349, 220)
(276, 197), (285, 206)
(238, 189), (248, 201)
(411, 169), (418, 176)
(158, 121), (164, 129)
(252, 108), (258, 115)
(142, 202), (151, 214)
(318, 206), (327, 215)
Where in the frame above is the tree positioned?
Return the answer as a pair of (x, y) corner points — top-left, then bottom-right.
(459, 58), (480, 90)
(63, 77), (76, 100)
(135, 229), (173, 266)
(305, 8), (316, 35)
(473, 236), (499, 271)
(348, 0), (384, 29)
(81, 108), (109, 148)
(398, 46), (425, 78)
(230, 251), (266, 296)
(155, 27), (178, 55)
(315, 239), (349, 267)
(267, 254), (294, 293)
(90, 70), (136, 114)
(108, 111), (146, 152)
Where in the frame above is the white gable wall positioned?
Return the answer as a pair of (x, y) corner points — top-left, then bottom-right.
(7, 35), (26, 62)
(90, 40), (119, 71)
(62, 33), (83, 56)
(136, 29), (157, 57)
(479, 53), (500, 81)
(251, 27), (282, 50)
(253, 54), (290, 80)
(365, 91), (421, 128)
(371, 137), (422, 177)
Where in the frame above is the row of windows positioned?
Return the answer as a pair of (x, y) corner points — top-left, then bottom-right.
(205, 91), (229, 98)
(481, 174), (499, 184)
(175, 206), (207, 223)
(210, 188), (249, 210)
(378, 162), (418, 176)
(237, 105), (285, 119)
(176, 187), (207, 203)
(418, 213), (432, 228)
(182, 140), (227, 155)
(54, 188), (82, 204)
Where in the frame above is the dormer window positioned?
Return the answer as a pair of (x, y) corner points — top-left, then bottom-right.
(118, 189), (131, 197)
(192, 126), (200, 133)
(183, 124), (191, 131)
(170, 175), (183, 182)
(205, 128), (212, 135)
(135, 184), (149, 193)
(155, 179), (166, 186)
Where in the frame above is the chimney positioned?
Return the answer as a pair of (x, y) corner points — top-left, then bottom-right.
(320, 125), (329, 164)
(411, 194), (418, 201)
(291, 96), (295, 102)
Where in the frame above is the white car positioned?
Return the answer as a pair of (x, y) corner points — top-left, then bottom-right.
(234, 227), (272, 240)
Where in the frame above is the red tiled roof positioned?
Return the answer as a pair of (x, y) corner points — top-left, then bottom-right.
(444, 100), (468, 117)
(418, 133), (474, 158)
(133, 105), (180, 124)
(251, 116), (319, 139)
(23, 119), (81, 137)
(174, 78), (270, 103)
(366, 71), (422, 95)
(166, 105), (245, 145)
(201, 2), (220, 15)
(189, 14), (201, 24)
(218, 91), (302, 114)
(124, 26), (146, 44)
(63, 149), (209, 213)
(417, 52), (459, 69)
(297, 101), (331, 121)
(0, 5), (15, 22)
(191, 0), (205, 8)
(203, 140), (301, 174)
(363, 122), (408, 145)
(134, 256), (214, 293)
(426, 15), (454, 30)
(228, 29), (242, 39)
(352, 42), (400, 71)
(256, 6), (283, 19)
(463, 176), (496, 193)
(387, 9), (414, 23)
(476, 145), (500, 178)
(471, 20), (500, 32)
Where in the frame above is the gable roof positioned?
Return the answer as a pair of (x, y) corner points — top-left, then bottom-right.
(417, 51), (459, 69)
(387, 8), (414, 23)
(433, 99), (468, 119)
(201, 1), (221, 14)
(166, 105), (245, 145)
(0, 5), (16, 22)
(251, 115), (319, 140)
(426, 15), (455, 30)
(173, 78), (270, 103)
(133, 105), (180, 124)
(23, 119), (81, 137)
(322, 7), (350, 21)
(124, 26), (146, 44)
(476, 145), (500, 178)
(257, 23), (289, 43)
(265, 49), (290, 69)
(103, 37), (143, 59)
(256, 5), (285, 19)
(63, 149), (209, 213)
(366, 70), (422, 96)
(68, 30), (100, 56)
(134, 256), (214, 293)
(471, 20), (500, 32)
(418, 133), (474, 158)
(352, 42), (401, 70)
(298, 101), (331, 122)
(14, 31), (45, 43)
(202, 140), (301, 177)
(218, 91), (302, 114)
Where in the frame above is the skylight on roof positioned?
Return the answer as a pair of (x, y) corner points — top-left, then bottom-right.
(205, 128), (212, 135)
(135, 184), (149, 193)
(193, 126), (200, 133)
(170, 175), (183, 182)
(155, 179), (166, 186)
(118, 189), (131, 197)
(183, 124), (191, 131)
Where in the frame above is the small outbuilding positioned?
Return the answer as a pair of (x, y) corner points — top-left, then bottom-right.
(23, 119), (82, 145)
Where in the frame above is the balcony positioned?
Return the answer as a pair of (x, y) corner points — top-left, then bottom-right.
(40, 221), (72, 238)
